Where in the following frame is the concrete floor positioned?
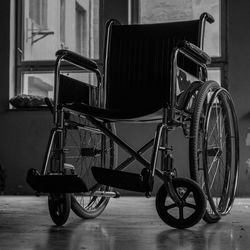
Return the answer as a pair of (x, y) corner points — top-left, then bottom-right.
(0, 196), (249, 250)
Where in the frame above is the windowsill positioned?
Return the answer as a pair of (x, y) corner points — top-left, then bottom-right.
(8, 106), (50, 111)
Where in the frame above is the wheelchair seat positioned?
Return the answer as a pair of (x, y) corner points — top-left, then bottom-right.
(64, 102), (164, 122)
(61, 18), (204, 122)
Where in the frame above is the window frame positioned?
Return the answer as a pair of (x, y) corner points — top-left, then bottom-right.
(15, 0), (228, 100)
(60, 0), (66, 45)
(29, 0), (48, 29)
(130, 0), (228, 89)
(75, 2), (87, 55)
(15, 0), (105, 97)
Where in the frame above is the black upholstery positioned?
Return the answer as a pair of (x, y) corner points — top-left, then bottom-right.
(105, 20), (200, 115)
(56, 49), (98, 71)
(64, 102), (163, 121)
(62, 19), (202, 120)
(59, 74), (90, 105)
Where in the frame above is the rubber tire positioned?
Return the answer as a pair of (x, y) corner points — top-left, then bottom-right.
(189, 81), (239, 223)
(155, 177), (206, 229)
(48, 193), (71, 226)
(202, 88), (239, 220)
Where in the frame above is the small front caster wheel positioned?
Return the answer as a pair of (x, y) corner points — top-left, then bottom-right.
(48, 193), (71, 226)
(155, 177), (206, 229)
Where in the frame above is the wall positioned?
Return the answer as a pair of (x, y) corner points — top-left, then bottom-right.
(0, 1), (50, 194)
(228, 0), (250, 196)
(0, 0), (250, 196)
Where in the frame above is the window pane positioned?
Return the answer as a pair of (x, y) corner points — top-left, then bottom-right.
(60, 0), (66, 44)
(21, 0), (99, 61)
(139, 0), (221, 57)
(64, 72), (98, 87)
(21, 71), (97, 98)
(207, 68), (221, 85)
(22, 73), (54, 98)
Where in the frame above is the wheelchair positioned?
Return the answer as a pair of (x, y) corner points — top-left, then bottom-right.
(27, 12), (239, 229)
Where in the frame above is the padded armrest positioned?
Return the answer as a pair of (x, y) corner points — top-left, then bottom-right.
(56, 49), (98, 71)
(178, 41), (211, 65)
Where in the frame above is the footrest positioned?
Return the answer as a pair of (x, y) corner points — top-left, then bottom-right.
(91, 167), (147, 192)
(26, 168), (88, 193)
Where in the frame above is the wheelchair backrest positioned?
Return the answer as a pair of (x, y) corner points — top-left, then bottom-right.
(104, 19), (202, 114)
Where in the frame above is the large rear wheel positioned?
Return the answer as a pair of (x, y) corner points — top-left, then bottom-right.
(64, 115), (117, 219)
(189, 81), (239, 223)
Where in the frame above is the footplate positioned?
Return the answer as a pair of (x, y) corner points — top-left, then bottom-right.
(26, 168), (88, 193)
(91, 167), (148, 193)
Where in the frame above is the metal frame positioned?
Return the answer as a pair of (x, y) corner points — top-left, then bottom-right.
(42, 109), (179, 199)
(40, 13), (214, 203)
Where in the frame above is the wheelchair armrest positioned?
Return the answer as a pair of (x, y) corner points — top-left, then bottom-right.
(56, 49), (98, 72)
(178, 41), (211, 65)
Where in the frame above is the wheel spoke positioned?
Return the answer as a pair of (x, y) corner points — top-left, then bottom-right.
(63, 117), (116, 219)
(182, 189), (191, 200)
(165, 203), (178, 211)
(189, 82), (239, 222)
(179, 206), (184, 222)
(185, 202), (197, 210)
(209, 159), (220, 191)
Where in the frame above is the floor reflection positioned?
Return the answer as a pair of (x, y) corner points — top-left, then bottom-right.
(34, 217), (249, 250)
(1, 197), (250, 250)
(156, 220), (250, 250)
(35, 220), (114, 250)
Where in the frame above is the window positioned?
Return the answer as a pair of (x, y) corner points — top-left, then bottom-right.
(29, 0), (48, 29)
(134, 0), (227, 87)
(60, 0), (66, 45)
(16, 0), (100, 98)
(15, 0), (227, 102)
(75, 3), (87, 55)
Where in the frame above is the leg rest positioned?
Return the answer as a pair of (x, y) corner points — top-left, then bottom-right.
(91, 167), (148, 193)
(26, 168), (88, 193)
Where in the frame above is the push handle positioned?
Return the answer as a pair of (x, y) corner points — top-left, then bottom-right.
(200, 12), (215, 24)
(199, 12), (215, 50)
